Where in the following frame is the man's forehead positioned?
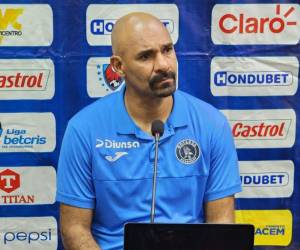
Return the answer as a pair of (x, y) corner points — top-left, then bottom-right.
(112, 12), (172, 55)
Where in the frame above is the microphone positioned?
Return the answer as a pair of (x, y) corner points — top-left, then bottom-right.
(150, 120), (164, 223)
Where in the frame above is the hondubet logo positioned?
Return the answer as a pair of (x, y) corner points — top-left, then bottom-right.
(0, 8), (24, 44)
(212, 4), (300, 44)
(210, 57), (299, 96)
(90, 18), (174, 36)
(86, 4), (179, 46)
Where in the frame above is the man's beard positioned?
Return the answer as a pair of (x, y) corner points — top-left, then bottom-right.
(149, 71), (177, 97)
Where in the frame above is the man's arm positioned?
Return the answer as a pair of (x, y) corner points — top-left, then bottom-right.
(204, 196), (235, 223)
(60, 203), (101, 250)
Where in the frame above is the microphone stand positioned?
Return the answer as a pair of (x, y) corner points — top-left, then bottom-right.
(150, 132), (159, 223)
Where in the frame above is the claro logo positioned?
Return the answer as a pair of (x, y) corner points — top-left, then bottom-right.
(219, 5), (296, 34)
(212, 4), (300, 44)
(221, 109), (296, 148)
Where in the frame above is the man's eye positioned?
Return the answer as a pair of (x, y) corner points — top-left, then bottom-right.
(139, 54), (150, 60)
(163, 46), (173, 53)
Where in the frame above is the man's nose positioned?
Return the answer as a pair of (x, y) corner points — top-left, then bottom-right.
(153, 53), (170, 73)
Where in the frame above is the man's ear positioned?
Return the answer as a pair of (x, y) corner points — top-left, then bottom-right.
(110, 56), (125, 77)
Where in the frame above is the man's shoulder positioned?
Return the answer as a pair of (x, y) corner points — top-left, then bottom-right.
(176, 90), (226, 122)
(68, 91), (120, 129)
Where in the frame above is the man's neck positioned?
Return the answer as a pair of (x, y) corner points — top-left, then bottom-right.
(124, 89), (173, 135)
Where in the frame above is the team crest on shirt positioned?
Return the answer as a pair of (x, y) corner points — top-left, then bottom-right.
(175, 139), (200, 164)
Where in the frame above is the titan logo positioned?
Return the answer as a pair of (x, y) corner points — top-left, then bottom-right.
(0, 8), (23, 44)
(0, 169), (20, 193)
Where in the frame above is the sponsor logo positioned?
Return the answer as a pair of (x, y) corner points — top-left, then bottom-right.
(0, 217), (57, 249)
(0, 59), (55, 100)
(87, 57), (124, 97)
(221, 109), (296, 148)
(175, 139), (200, 164)
(0, 113), (56, 153)
(0, 4), (53, 46)
(0, 8), (23, 44)
(105, 152), (128, 162)
(235, 210), (292, 246)
(86, 4), (179, 45)
(214, 71), (291, 86)
(241, 173), (287, 186)
(96, 139), (140, 149)
(90, 18), (174, 35)
(236, 161), (294, 198)
(0, 167), (56, 205)
(211, 4), (300, 44)
(0, 169), (20, 193)
(232, 120), (289, 138)
(210, 57), (299, 96)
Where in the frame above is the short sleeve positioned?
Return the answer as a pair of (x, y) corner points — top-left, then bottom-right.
(204, 118), (242, 202)
(56, 122), (95, 208)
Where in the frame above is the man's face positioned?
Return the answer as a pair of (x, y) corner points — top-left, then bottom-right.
(120, 22), (177, 98)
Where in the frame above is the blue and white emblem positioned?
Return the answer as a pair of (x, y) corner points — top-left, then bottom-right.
(97, 63), (124, 91)
(176, 139), (200, 164)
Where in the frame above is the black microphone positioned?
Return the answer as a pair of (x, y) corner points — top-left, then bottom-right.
(150, 120), (164, 223)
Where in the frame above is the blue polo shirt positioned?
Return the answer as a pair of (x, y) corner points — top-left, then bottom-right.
(56, 86), (241, 250)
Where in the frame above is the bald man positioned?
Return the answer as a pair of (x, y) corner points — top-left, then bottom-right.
(56, 13), (241, 250)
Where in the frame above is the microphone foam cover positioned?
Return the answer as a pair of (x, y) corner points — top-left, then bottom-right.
(151, 120), (164, 137)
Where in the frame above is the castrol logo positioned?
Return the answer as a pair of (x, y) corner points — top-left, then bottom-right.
(221, 109), (296, 148)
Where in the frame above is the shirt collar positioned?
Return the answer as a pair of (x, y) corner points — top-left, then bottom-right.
(116, 86), (188, 135)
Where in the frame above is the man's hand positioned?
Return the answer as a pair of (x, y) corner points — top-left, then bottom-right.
(60, 203), (101, 250)
(204, 196), (235, 223)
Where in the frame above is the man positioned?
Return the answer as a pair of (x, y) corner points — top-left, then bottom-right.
(56, 12), (241, 250)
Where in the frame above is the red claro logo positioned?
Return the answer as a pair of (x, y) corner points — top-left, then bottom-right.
(219, 5), (296, 34)
(212, 4), (300, 44)
(0, 169), (20, 193)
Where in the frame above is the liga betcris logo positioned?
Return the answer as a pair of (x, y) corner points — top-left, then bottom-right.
(221, 109), (296, 148)
(211, 4), (300, 44)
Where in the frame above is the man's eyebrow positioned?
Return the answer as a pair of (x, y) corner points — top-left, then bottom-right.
(136, 43), (174, 57)
(136, 48), (154, 57)
(162, 42), (174, 48)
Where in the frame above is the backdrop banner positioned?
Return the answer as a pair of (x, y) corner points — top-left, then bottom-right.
(0, 0), (299, 249)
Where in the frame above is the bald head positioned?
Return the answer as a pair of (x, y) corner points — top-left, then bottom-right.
(111, 12), (171, 56)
